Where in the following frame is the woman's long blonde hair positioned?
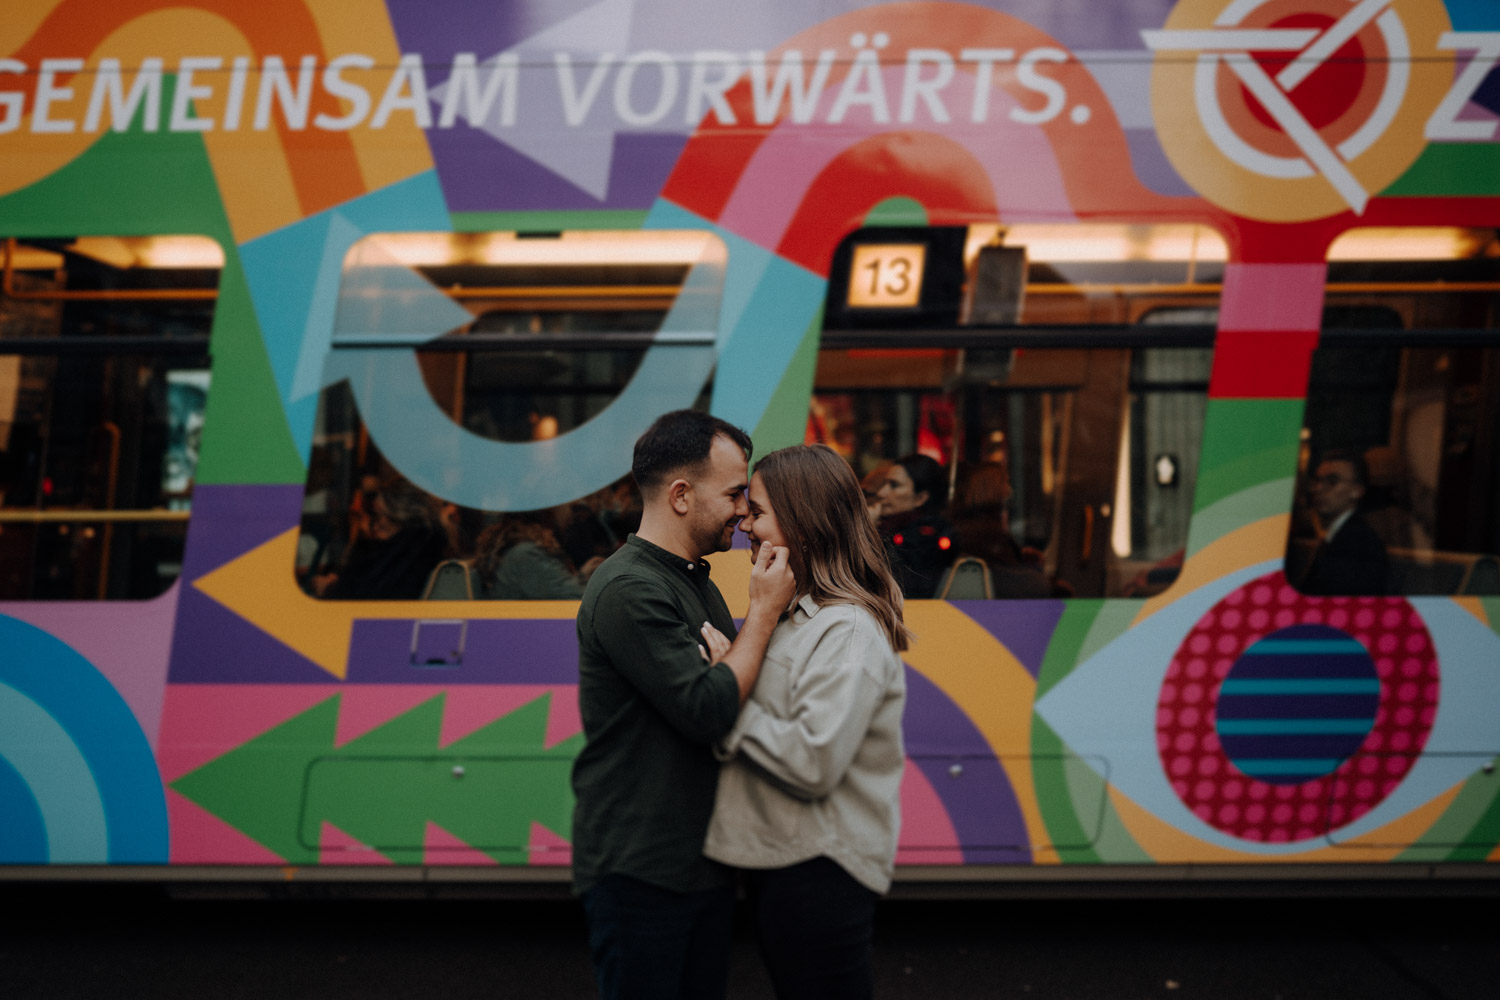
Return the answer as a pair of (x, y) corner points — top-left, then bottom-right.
(755, 445), (912, 652)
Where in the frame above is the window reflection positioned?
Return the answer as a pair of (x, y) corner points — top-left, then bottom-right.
(810, 223), (1219, 599)
(1288, 227), (1500, 597)
(0, 236), (218, 600)
(301, 230), (714, 600)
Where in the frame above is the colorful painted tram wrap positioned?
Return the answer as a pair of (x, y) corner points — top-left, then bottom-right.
(2, 0), (1498, 885)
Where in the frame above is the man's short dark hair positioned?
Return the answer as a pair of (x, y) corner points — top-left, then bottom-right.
(632, 410), (751, 494)
(1319, 448), (1369, 488)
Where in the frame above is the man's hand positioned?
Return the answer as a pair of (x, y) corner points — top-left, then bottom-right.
(720, 543), (797, 704)
(748, 542), (796, 616)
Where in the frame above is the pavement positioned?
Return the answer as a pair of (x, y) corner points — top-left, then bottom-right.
(1, 883), (1496, 999)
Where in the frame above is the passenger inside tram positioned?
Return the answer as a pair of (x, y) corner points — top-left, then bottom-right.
(940, 462), (1055, 600)
(875, 453), (957, 599)
(313, 480), (450, 600)
(1289, 449), (1390, 597)
(467, 511), (601, 600)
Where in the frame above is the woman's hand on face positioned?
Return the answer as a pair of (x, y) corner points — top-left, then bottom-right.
(699, 621), (732, 663)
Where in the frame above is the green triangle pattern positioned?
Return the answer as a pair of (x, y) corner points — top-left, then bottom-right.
(170, 693), (581, 866)
(170, 695), (340, 865)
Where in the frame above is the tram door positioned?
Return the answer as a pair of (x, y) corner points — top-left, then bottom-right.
(1020, 350), (1126, 599)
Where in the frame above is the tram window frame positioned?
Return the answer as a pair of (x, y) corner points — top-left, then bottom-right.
(811, 221), (1225, 600)
(1286, 227), (1500, 598)
(0, 235), (221, 601)
(300, 228), (724, 601)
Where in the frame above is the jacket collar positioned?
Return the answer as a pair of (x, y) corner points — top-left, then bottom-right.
(794, 593), (822, 619)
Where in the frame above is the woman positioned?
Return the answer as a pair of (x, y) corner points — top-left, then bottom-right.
(472, 512), (603, 598)
(941, 461), (1052, 599)
(859, 460), (893, 526)
(317, 481), (449, 599)
(699, 444), (909, 1000)
(424, 511), (602, 600)
(876, 452), (956, 598)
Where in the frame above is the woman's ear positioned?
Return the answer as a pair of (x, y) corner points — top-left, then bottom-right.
(913, 490), (929, 510)
(668, 477), (692, 514)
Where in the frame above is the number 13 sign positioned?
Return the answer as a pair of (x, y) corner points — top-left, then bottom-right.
(847, 243), (927, 308)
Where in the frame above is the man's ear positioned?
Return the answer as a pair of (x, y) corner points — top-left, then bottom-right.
(668, 478), (692, 514)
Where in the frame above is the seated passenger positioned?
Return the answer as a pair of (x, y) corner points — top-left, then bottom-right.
(861, 461), (894, 526)
(557, 476), (637, 568)
(471, 512), (603, 599)
(1296, 449), (1389, 596)
(317, 481), (449, 599)
(876, 453), (956, 599)
(939, 462), (1052, 599)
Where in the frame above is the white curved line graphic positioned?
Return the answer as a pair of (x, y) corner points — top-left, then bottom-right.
(0, 682), (109, 862)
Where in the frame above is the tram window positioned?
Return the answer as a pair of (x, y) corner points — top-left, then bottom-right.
(1286, 227), (1500, 597)
(813, 223), (1220, 599)
(0, 236), (220, 600)
(301, 229), (722, 600)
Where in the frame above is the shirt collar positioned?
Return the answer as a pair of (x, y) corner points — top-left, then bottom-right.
(794, 593), (822, 619)
(626, 533), (712, 578)
(1324, 508), (1355, 541)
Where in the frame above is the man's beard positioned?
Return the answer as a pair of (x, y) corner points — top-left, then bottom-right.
(693, 517), (736, 557)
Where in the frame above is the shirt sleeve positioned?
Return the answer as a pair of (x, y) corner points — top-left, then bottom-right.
(721, 615), (887, 800)
(590, 576), (740, 745)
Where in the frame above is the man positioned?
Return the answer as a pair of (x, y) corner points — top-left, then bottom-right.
(571, 409), (796, 1000)
(1298, 449), (1389, 596)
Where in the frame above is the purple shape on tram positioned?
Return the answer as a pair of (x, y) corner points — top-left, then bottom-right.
(178, 485), (303, 581)
(947, 600), (1066, 680)
(346, 618), (581, 684)
(170, 486), (333, 684)
(902, 666), (1031, 864)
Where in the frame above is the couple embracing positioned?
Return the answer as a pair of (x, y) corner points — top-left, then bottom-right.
(571, 410), (910, 1000)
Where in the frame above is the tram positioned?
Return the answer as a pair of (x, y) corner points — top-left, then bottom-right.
(1, 0), (1497, 889)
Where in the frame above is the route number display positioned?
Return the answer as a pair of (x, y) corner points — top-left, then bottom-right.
(847, 243), (927, 308)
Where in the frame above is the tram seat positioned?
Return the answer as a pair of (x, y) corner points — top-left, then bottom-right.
(1462, 556), (1500, 596)
(422, 558), (479, 600)
(1386, 548), (1500, 596)
(1287, 540), (1498, 596)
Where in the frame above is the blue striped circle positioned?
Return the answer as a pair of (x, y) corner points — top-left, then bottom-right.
(1216, 624), (1379, 785)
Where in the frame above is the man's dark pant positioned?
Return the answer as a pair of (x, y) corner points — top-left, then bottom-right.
(582, 874), (736, 1000)
(747, 856), (878, 1000)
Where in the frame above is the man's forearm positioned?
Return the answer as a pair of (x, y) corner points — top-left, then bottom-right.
(719, 603), (782, 704)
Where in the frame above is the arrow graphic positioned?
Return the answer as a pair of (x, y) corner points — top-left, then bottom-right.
(170, 693), (581, 865)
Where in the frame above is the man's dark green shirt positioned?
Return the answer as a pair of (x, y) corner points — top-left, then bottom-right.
(571, 534), (741, 895)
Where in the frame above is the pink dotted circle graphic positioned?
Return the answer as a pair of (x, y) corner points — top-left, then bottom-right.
(1157, 573), (1439, 843)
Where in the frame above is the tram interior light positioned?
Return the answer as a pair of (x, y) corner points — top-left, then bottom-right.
(5, 236), (224, 272)
(989, 224), (1229, 264)
(1327, 227), (1498, 261)
(64, 236), (224, 270)
(352, 230), (720, 268)
(961, 225), (1494, 266)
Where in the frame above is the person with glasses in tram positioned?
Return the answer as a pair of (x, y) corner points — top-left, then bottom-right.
(1298, 449), (1390, 596)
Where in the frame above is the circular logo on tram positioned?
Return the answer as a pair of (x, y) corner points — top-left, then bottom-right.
(1156, 575), (1438, 843)
(1143, 0), (1454, 221)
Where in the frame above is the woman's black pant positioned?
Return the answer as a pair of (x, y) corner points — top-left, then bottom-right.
(745, 856), (878, 1000)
